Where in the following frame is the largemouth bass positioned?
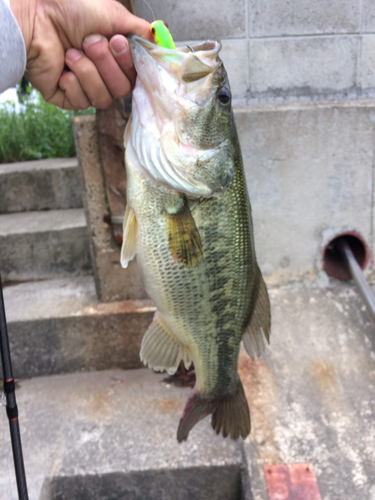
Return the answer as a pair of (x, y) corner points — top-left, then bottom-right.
(121, 36), (271, 442)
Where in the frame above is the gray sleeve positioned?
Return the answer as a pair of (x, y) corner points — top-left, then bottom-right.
(0, 0), (26, 93)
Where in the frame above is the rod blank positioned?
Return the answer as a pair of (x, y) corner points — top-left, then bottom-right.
(337, 237), (375, 323)
(0, 275), (29, 500)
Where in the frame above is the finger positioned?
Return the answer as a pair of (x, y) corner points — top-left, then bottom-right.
(45, 88), (71, 110)
(25, 31), (66, 104)
(65, 48), (113, 109)
(58, 71), (91, 110)
(109, 3), (153, 41)
(109, 35), (137, 88)
(46, 86), (80, 111)
(83, 34), (132, 97)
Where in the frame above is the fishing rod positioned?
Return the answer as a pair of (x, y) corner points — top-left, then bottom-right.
(0, 274), (29, 500)
(336, 237), (375, 323)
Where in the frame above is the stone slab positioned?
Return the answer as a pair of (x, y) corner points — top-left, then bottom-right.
(242, 283), (375, 500)
(0, 368), (244, 500)
(0, 158), (82, 213)
(362, 0), (375, 33)
(249, 0), (359, 37)
(133, 0), (246, 41)
(249, 36), (358, 98)
(3, 276), (155, 378)
(0, 208), (85, 236)
(359, 35), (375, 89)
(220, 39), (248, 105)
(0, 209), (92, 282)
(216, 39), (249, 105)
(234, 101), (375, 284)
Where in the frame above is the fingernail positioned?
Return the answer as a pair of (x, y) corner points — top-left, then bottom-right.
(66, 49), (83, 63)
(111, 36), (128, 56)
(84, 34), (102, 47)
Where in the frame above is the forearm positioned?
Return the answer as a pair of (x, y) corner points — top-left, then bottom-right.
(0, 0), (27, 92)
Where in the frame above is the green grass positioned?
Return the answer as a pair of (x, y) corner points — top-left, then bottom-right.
(0, 89), (94, 163)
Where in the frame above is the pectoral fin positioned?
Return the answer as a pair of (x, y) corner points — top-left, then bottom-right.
(140, 313), (191, 374)
(166, 201), (203, 268)
(242, 268), (271, 359)
(120, 206), (137, 268)
(124, 114), (132, 148)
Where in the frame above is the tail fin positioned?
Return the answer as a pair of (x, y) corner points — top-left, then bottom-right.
(177, 380), (250, 442)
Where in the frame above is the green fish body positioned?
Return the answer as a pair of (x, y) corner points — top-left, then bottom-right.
(122, 36), (271, 441)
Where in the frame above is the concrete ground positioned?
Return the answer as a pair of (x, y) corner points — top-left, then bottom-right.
(243, 283), (375, 500)
(1, 281), (375, 499)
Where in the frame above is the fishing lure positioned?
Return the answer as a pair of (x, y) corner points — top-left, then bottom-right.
(150, 20), (176, 49)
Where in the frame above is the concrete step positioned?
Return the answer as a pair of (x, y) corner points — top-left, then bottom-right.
(1, 283), (375, 499)
(3, 276), (155, 378)
(0, 158), (82, 213)
(0, 208), (92, 282)
(0, 368), (245, 500)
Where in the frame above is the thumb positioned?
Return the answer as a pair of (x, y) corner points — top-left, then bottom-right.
(107, 1), (153, 41)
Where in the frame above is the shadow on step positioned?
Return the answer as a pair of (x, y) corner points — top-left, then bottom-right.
(40, 465), (246, 500)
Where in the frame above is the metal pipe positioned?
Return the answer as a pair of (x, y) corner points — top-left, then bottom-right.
(110, 216), (124, 224)
(0, 274), (29, 500)
(103, 215), (124, 225)
(337, 237), (375, 323)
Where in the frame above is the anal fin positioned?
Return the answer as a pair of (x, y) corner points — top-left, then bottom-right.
(166, 201), (203, 268)
(242, 268), (271, 359)
(120, 206), (137, 268)
(140, 313), (191, 374)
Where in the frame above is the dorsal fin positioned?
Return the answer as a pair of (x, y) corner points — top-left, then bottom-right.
(242, 268), (271, 359)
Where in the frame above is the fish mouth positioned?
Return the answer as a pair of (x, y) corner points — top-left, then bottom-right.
(129, 35), (221, 57)
(129, 36), (222, 83)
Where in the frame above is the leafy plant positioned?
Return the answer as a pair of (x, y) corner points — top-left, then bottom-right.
(0, 87), (94, 163)
(16, 76), (32, 103)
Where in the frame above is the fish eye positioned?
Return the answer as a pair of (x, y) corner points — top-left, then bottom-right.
(151, 26), (156, 35)
(217, 87), (231, 106)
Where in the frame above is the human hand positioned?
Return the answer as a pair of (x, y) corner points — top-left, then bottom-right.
(9, 0), (151, 109)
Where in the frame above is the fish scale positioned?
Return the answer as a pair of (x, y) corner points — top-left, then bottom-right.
(121, 35), (271, 441)
(126, 135), (256, 399)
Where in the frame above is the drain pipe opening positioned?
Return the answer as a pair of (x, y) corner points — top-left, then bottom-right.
(323, 232), (375, 323)
(323, 233), (369, 281)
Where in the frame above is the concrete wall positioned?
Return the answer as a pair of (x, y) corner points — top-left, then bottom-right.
(134, 0), (375, 106)
(235, 101), (375, 284)
(133, 1), (375, 284)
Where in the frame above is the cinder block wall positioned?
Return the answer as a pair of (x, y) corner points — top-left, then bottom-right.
(134, 0), (375, 105)
(133, 0), (375, 285)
